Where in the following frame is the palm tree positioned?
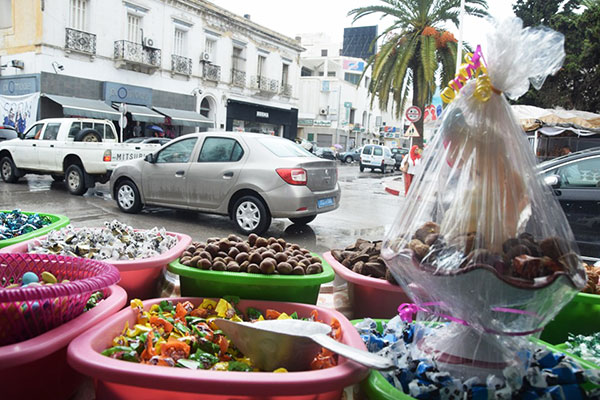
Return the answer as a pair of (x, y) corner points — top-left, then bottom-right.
(349, 0), (488, 146)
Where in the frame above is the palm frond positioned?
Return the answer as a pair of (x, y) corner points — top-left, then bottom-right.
(420, 34), (437, 86)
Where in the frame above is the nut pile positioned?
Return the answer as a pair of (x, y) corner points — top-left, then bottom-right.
(331, 239), (398, 285)
(28, 220), (177, 261)
(179, 234), (323, 275)
(583, 263), (600, 294)
(408, 221), (579, 281)
(0, 210), (52, 240)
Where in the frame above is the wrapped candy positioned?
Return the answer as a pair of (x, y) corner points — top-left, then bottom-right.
(382, 18), (586, 382)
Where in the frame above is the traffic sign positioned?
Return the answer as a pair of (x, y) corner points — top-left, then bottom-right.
(404, 123), (420, 137)
(405, 106), (422, 123)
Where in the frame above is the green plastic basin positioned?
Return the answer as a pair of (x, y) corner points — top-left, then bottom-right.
(168, 253), (334, 304)
(541, 292), (600, 345)
(0, 211), (70, 249)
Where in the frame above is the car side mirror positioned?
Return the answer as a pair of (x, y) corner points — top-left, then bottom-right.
(544, 174), (560, 188)
(144, 153), (155, 163)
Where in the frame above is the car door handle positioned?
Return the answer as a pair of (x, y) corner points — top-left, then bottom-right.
(554, 189), (562, 196)
(50, 144), (54, 148)
(32, 143), (36, 147)
(223, 171), (234, 179)
(175, 170), (185, 177)
(135, 146), (141, 150)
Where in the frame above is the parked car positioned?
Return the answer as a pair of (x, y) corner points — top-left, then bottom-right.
(539, 147), (600, 258)
(359, 144), (395, 173)
(314, 147), (336, 160)
(125, 137), (172, 146)
(110, 132), (340, 235)
(337, 147), (362, 163)
(0, 125), (18, 142)
(391, 147), (410, 170)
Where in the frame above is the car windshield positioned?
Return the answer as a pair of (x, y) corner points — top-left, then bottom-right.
(259, 138), (314, 157)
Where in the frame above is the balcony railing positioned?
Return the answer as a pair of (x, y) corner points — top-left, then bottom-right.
(203, 63), (221, 82)
(171, 54), (192, 76)
(250, 76), (279, 94)
(65, 27), (96, 55)
(231, 68), (246, 88)
(114, 40), (161, 69)
(280, 83), (292, 97)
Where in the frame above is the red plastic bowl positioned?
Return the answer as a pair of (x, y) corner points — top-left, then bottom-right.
(323, 251), (411, 319)
(1, 230), (192, 300)
(67, 297), (369, 400)
(0, 285), (127, 400)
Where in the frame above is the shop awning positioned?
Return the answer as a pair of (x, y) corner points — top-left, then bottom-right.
(42, 94), (121, 120)
(153, 106), (214, 128)
(118, 104), (165, 124)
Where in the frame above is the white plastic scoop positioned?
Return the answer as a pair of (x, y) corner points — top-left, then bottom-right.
(215, 318), (394, 372)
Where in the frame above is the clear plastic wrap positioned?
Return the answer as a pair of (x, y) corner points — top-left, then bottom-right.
(382, 18), (586, 381)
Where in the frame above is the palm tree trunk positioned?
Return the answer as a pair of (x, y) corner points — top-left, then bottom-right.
(412, 79), (425, 148)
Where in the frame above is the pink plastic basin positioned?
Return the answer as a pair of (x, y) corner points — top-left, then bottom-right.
(324, 251), (411, 319)
(67, 297), (369, 400)
(0, 285), (127, 400)
(1, 230), (192, 300)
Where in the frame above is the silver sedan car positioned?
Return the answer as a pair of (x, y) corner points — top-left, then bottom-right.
(109, 132), (340, 234)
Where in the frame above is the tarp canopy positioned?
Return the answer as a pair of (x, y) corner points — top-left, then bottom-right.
(537, 126), (599, 137)
(153, 106), (214, 128)
(512, 105), (600, 131)
(43, 94), (121, 120)
(117, 104), (165, 124)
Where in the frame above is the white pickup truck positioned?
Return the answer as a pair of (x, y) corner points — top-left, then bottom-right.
(0, 118), (160, 195)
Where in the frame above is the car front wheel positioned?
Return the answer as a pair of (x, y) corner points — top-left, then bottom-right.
(116, 179), (143, 213)
(0, 157), (19, 183)
(233, 195), (271, 235)
(289, 215), (317, 225)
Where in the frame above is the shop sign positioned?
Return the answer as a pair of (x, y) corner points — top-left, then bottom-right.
(298, 119), (314, 126)
(0, 75), (39, 95)
(256, 111), (269, 118)
(313, 120), (331, 127)
(104, 82), (152, 106)
(342, 59), (365, 72)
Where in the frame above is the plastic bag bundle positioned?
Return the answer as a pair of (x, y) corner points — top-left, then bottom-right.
(382, 18), (586, 380)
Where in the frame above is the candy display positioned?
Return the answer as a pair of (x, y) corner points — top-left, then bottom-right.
(3, 270), (67, 289)
(102, 298), (339, 372)
(28, 220), (177, 261)
(330, 239), (398, 285)
(355, 317), (600, 399)
(583, 263), (600, 294)
(381, 18), (586, 381)
(0, 210), (52, 240)
(179, 234), (323, 275)
(565, 333), (600, 367)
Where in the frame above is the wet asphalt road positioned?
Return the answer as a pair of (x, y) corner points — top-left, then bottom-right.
(0, 162), (406, 253)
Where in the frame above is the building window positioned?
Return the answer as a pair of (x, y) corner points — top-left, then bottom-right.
(200, 98), (211, 118)
(205, 38), (216, 60)
(70, 0), (87, 31)
(281, 63), (289, 85)
(127, 14), (141, 43)
(344, 73), (361, 85)
(301, 67), (312, 77)
(349, 109), (356, 124)
(321, 49), (328, 56)
(365, 77), (370, 88)
(174, 28), (185, 56)
(232, 46), (245, 70)
(327, 71), (336, 77)
(257, 55), (266, 77)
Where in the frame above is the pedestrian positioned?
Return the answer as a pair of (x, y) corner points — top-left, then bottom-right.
(403, 145), (422, 195)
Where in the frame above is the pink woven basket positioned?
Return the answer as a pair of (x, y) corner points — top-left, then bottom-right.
(0, 253), (120, 346)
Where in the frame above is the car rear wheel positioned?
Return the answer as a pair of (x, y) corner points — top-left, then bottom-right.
(65, 164), (88, 196)
(233, 195), (271, 235)
(116, 179), (143, 214)
(289, 215), (317, 225)
(0, 157), (19, 183)
(344, 156), (353, 163)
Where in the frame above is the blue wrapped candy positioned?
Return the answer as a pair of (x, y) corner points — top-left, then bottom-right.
(0, 210), (51, 240)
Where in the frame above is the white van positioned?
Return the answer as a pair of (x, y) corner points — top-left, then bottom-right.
(359, 144), (396, 173)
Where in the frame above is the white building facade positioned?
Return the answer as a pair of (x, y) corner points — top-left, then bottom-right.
(0, 0), (303, 139)
(296, 33), (406, 151)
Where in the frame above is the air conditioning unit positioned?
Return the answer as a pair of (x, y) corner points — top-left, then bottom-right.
(319, 107), (329, 116)
(142, 37), (156, 48)
(200, 52), (211, 63)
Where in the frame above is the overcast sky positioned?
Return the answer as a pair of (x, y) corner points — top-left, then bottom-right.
(214, 0), (516, 47)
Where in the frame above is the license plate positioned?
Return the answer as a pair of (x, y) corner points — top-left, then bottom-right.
(317, 197), (334, 208)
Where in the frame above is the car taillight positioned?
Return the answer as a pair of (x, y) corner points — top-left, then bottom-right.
(103, 150), (111, 162)
(276, 168), (307, 185)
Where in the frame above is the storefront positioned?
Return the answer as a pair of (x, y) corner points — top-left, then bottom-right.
(225, 99), (298, 140)
(0, 73), (213, 138)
